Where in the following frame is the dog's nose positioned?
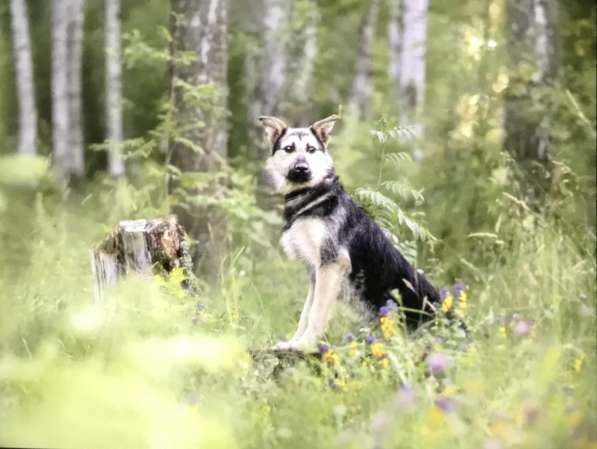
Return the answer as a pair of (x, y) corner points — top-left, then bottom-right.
(293, 162), (310, 174)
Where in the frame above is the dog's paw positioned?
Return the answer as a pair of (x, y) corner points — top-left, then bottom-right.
(272, 340), (298, 352)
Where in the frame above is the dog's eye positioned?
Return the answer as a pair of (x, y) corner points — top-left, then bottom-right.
(283, 145), (294, 153)
(306, 145), (316, 153)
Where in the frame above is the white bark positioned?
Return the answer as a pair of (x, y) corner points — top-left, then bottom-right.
(67, 0), (85, 177)
(105, 0), (124, 177)
(256, 0), (290, 116)
(395, 0), (428, 141)
(51, 0), (71, 178)
(289, 2), (319, 102)
(348, 0), (380, 118)
(9, 0), (38, 156)
(52, 0), (86, 181)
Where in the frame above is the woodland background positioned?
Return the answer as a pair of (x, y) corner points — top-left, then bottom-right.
(0, 1), (595, 449)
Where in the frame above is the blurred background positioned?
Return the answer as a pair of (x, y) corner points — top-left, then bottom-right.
(0, 1), (595, 448)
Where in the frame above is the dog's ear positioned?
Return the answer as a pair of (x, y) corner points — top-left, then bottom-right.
(310, 115), (340, 145)
(258, 116), (288, 145)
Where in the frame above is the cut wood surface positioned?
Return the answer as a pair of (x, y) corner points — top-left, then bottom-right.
(91, 216), (193, 303)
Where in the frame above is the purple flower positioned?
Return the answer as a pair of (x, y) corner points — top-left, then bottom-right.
(366, 335), (377, 344)
(514, 319), (534, 336)
(439, 287), (449, 301)
(343, 332), (355, 343)
(385, 299), (398, 310)
(434, 395), (456, 413)
(318, 343), (330, 353)
(452, 282), (465, 298)
(426, 352), (450, 377)
(379, 306), (390, 317)
(396, 385), (416, 410)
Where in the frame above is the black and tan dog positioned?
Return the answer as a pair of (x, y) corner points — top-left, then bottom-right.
(259, 115), (439, 352)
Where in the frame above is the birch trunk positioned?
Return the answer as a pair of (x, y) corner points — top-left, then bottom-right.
(105, 0), (125, 178)
(67, 0), (85, 178)
(254, 0), (290, 117)
(9, 0), (38, 156)
(389, 0), (428, 143)
(348, 0), (380, 118)
(51, 0), (71, 180)
(168, 0), (228, 279)
(504, 0), (559, 204)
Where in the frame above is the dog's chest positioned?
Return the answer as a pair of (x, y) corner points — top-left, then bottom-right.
(280, 217), (328, 267)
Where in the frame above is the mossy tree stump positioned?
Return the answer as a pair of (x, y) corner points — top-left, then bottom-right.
(91, 216), (193, 303)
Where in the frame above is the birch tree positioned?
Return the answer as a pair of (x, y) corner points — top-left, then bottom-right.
(168, 0), (228, 277)
(9, 0), (38, 156)
(348, 0), (380, 118)
(388, 0), (429, 142)
(504, 0), (559, 203)
(254, 0), (291, 117)
(105, 0), (124, 178)
(51, 0), (85, 183)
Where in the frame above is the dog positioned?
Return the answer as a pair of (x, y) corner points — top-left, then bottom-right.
(259, 115), (440, 352)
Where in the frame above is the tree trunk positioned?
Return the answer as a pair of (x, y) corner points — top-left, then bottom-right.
(348, 0), (380, 118)
(504, 0), (559, 204)
(91, 216), (193, 303)
(168, 0), (228, 279)
(105, 0), (125, 178)
(67, 0), (86, 178)
(9, 0), (38, 156)
(388, 0), (428, 145)
(254, 0), (291, 117)
(52, 0), (86, 184)
(51, 0), (71, 181)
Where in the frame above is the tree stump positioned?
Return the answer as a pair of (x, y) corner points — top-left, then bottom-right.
(91, 216), (193, 303)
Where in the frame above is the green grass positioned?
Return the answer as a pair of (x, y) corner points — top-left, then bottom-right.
(0, 187), (595, 449)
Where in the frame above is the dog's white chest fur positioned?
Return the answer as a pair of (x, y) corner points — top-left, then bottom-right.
(280, 217), (327, 267)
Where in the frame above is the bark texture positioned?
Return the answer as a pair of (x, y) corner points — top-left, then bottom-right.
(105, 0), (125, 178)
(168, 0), (228, 279)
(51, 0), (86, 183)
(91, 216), (193, 303)
(9, 0), (38, 156)
(348, 0), (380, 118)
(504, 0), (559, 204)
(388, 0), (429, 142)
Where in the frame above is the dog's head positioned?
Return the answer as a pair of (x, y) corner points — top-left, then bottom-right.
(259, 115), (340, 193)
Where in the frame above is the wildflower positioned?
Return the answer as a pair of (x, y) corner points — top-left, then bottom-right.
(456, 291), (468, 317)
(396, 385), (416, 410)
(452, 282), (465, 298)
(379, 305), (391, 317)
(498, 325), (507, 337)
(366, 335), (377, 345)
(380, 315), (397, 339)
(439, 287), (449, 301)
(343, 332), (355, 343)
(434, 395), (456, 413)
(441, 291), (454, 313)
(319, 343), (339, 365)
(379, 358), (390, 369)
(323, 350), (339, 365)
(370, 342), (385, 359)
(513, 319), (534, 337)
(426, 352), (450, 378)
(385, 298), (398, 310)
(574, 353), (586, 373)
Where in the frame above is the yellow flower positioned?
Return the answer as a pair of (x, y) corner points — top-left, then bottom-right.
(379, 358), (390, 369)
(456, 292), (468, 317)
(498, 325), (507, 337)
(322, 350), (339, 365)
(349, 340), (359, 356)
(380, 316), (397, 339)
(370, 342), (385, 359)
(574, 353), (587, 373)
(441, 293), (454, 313)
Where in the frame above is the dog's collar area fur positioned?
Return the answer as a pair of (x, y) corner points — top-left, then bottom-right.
(282, 174), (341, 230)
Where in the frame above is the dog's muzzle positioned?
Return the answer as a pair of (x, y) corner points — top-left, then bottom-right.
(287, 161), (312, 183)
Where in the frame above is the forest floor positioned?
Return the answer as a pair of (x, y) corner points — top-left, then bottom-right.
(0, 191), (595, 449)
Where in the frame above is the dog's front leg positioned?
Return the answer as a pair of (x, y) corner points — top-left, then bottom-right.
(273, 278), (314, 351)
(290, 253), (351, 352)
